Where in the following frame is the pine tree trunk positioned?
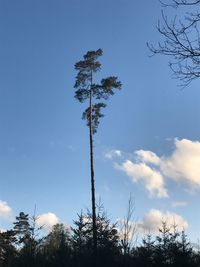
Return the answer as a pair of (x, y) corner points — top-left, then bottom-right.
(89, 74), (97, 252)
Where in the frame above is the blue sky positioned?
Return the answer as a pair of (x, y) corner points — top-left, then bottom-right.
(0, 0), (200, 241)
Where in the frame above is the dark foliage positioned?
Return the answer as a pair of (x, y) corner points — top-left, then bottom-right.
(74, 48), (122, 133)
(0, 210), (200, 267)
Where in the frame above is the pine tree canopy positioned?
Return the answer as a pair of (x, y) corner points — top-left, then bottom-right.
(74, 48), (122, 134)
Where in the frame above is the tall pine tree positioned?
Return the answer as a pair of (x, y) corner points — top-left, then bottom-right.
(74, 49), (122, 251)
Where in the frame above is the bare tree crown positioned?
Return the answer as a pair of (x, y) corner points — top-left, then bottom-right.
(149, 0), (200, 86)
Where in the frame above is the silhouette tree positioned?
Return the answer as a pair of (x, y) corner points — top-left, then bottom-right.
(13, 212), (32, 248)
(136, 234), (155, 267)
(71, 206), (120, 267)
(71, 212), (89, 252)
(74, 49), (122, 250)
(0, 230), (17, 267)
(154, 221), (173, 266)
(1, 208), (200, 267)
(13, 212), (37, 266)
(148, 0), (200, 86)
(42, 223), (71, 267)
(173, 230), (194, 267)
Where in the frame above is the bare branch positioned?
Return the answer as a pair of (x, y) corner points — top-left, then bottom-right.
(160, 0), (200, 8)
(119, 194), (137, 254)
(148, 4), (200, 86)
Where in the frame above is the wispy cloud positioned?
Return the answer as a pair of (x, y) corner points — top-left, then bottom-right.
(135, 150), (160, 165)
(104, 149), (122, 159)
(49, 141), (77, 151)
(171, 201), (187, 208)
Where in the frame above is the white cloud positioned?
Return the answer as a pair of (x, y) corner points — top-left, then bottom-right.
(171, 201), (187, 208)
(37, 213), (60, 232)
(116, 161), (168, 198)
(160, 139), (200, 187)
(112, 139), (200, 198)
(0, 201), (12, 218)
(105, 149), (122, 159)
(138, 209), (188, 234)
(135, 150), (160, 165)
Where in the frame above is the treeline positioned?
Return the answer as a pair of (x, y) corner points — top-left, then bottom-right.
(0, 208), (200, 267)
